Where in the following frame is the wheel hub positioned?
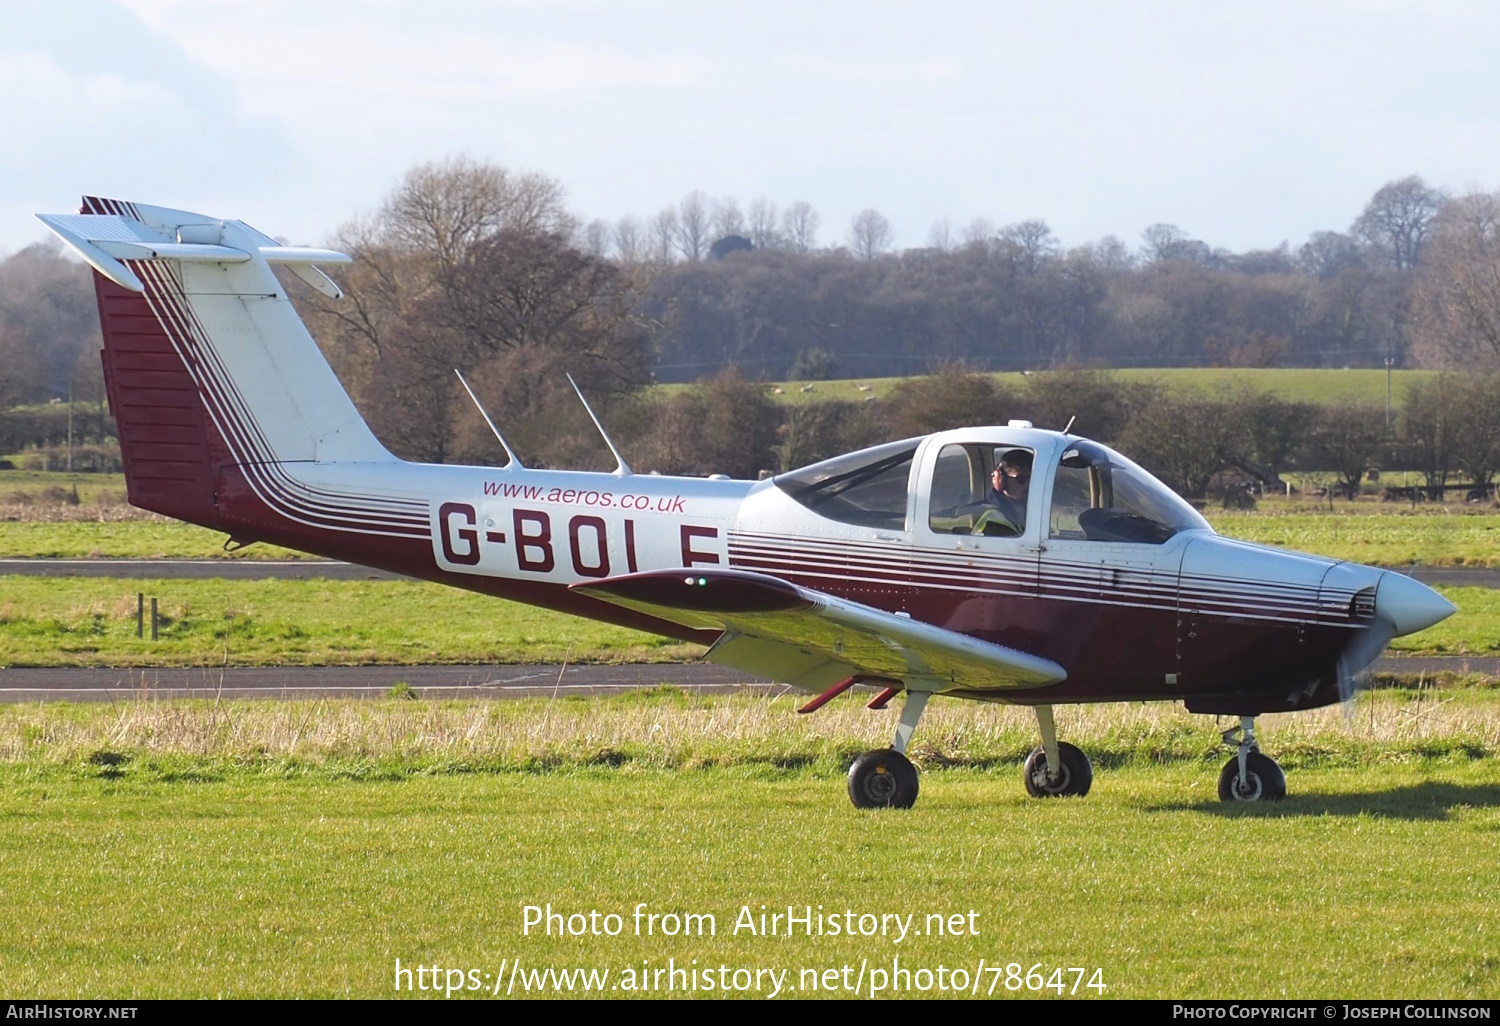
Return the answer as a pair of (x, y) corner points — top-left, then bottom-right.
(1030, 761), (1071, 793)
(864, 765), (897, 802)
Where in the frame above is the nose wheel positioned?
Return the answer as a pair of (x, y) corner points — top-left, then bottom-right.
(1218, 717), (1286, 802)
(847, 749), (920, 808)
(848, 690), (929, 809)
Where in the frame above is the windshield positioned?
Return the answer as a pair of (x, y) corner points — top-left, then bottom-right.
(1049, 439), (1210, 544)
(774, 438), (919, 530)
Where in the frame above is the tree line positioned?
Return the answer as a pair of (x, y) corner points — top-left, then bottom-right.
(2, 159), (1499, 494)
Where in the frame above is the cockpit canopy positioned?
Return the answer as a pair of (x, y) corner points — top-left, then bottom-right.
(773, 433), (1209, 544)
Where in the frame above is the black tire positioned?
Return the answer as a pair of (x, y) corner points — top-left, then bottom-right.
(1217, 752), (1287, 802)
(847, 749), (920, 809)
(1022, 742), (1093, 797)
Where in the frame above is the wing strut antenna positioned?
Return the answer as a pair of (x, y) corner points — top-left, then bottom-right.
(454, 369), (524, 469)
(566, 373), (632, 477)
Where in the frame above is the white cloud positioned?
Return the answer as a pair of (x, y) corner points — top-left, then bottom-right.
(10, 0), (1500, 255)
(0, 54), (182, 166)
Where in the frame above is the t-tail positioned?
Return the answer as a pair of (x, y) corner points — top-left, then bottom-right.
(38, 198), (423, 551)
(38, 197), (745, 644)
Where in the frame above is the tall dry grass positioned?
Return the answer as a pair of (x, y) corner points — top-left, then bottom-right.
(3, 686), (1496, 775)
(0, 503), (161, 522)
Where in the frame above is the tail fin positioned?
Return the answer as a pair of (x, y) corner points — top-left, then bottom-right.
(38, 197), (414, 540)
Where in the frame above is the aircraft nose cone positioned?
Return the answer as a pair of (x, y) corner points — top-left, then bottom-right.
(1376, 572), (1456, 637)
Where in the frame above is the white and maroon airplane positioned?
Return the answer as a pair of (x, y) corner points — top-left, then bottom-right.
(40, 198), (1456, 809)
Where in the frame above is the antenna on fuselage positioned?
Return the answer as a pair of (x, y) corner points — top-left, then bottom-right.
(454, 369), (524, 469)
(1062, 415), (1077, 434)
(566, 372), (632, 477)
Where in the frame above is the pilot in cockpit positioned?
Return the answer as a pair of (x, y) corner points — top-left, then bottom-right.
(983, 448), (1032, 533)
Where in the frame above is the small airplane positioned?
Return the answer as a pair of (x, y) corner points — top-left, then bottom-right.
(40, 197), (1456, 809)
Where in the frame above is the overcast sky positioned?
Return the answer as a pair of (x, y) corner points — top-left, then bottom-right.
(4, 0), (1499, 257)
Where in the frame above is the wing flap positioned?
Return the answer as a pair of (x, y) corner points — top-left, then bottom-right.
(573, 568), (1065, 693)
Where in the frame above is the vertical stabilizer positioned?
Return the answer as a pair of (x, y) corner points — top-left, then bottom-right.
(41, 197), (414, 536)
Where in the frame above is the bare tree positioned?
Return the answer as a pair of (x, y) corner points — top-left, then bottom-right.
(1120, 394), (1237, 498)
(1353, 175), (1445, 270)
(1297, 231), (1364, 279)
(748, 198), (780, 249)
(781, 201), (820, 253)
(580, 218), (611, 259)
(381, 157), (572, 271)
(1140, 223), (1188, 264)
(927, 218), (954, 252)
(613, 216), (644, 264)
(962, 218), (994, 247)
(1400, 374), (1459, 494)
(1085, 235), (1135, 272)
(650, 208), (680, 264)
(1413, 189), (1500, 367)
(849, 208), (893, 260)
(1313, 402), (1386, 500)
(1452, 373), (1500, 491)
(677, 190), (711, 262)
(999, 219), (1059, 273)
(712, 197), (746, 240)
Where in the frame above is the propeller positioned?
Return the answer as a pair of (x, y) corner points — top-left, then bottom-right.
(1335, 603), (1395, 721)
(1334, 573), (1454, 721)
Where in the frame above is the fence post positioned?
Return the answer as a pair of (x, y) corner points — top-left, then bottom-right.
(151, 597), (158, 642)
(137, 593), (144, 638)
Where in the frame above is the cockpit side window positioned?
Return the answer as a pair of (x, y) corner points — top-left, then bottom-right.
(1049, 440), (1210, 544)
(774, 439), (918, 530)
(927, 442), (1034, 537)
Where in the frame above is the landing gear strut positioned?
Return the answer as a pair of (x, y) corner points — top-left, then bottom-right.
(848, 691), (928, 809)
(1022, 704), (1092, 797)
(1217, 716), (1286, 802)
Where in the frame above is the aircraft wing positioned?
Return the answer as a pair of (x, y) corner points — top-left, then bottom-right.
(570, 568), (1065, 694)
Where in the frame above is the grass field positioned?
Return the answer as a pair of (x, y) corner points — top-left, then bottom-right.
(0, 691), (1496, 999)
(7, 489), (1500, 566)
(0, 577), (699, 667)
(749, 367), (1440, 407)
(1209, 508), (1500, 567)
(0, 575), (1489, 666)
(0, 469), (127, 506)
(0, 519), (305, 559)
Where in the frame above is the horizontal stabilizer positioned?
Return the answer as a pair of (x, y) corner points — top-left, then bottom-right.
(36, 211), (350, 297)
(573, 568), (1066, 694)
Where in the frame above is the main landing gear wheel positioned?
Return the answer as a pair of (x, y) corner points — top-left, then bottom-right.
(848, 749), (920, 809)
(1022, 742), (1093, 797)
(1217, 751), (1286, 802)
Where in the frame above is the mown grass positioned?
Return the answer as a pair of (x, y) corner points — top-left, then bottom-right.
(0, 576), (1485, 666)
(0, 691), (1496, 999)
(0, 577), (701, 667)
(740, 367), (1440, 407)
(0, 469), (127, 505)
(8, 501), (1500, 567)
(0, 519), (305, 559)
(1209, 508), (1500, 567)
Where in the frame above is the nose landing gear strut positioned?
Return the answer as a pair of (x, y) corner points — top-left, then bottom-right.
(1218, 716), (1286, 802)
